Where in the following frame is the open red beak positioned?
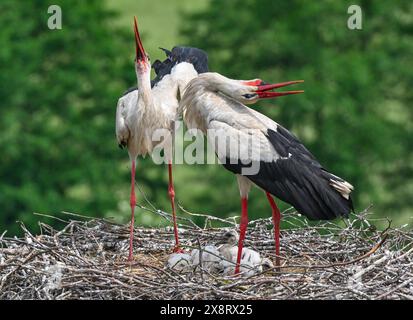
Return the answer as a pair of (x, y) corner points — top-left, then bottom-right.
(255, 80), (304, 98)
(134, 16), (146, 61)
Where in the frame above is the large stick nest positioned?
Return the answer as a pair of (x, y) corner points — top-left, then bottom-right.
(0, 206), (412, 300)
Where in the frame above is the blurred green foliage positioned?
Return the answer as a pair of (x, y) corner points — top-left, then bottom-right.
(0, 0), (412, 235)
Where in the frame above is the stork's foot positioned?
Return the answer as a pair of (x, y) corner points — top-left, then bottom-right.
(172, 246), (185, 254)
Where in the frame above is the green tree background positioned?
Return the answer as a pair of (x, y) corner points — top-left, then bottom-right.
(0, 0), (411, 235)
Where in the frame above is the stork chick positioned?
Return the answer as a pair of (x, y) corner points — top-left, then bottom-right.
(190, 245), (222, 273)
(167, 252), (192, 272)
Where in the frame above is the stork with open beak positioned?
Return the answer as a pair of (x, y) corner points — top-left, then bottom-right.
(116, 17), (208, 260)
(179, 72), (354, 273)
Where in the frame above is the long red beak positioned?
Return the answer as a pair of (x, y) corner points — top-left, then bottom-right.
(134, 16), (146, 61)
(255, 80), (304, 98)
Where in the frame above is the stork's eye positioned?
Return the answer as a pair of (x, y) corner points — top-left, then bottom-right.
(242, 93), (257, 99)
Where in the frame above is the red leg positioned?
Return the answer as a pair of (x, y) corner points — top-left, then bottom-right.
(168, 163), (182, 253)
(235, 197), (248, 274)
(266, 192), (281, 267)
(128, 159), (137, 261)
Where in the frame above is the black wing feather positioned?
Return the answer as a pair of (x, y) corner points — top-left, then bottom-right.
(222, 126), (353, 220)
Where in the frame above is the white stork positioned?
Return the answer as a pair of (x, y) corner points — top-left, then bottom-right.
(115, 17), (208, 260)
(179, 72), (354, 273)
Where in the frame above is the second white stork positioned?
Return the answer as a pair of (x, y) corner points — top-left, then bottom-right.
(115, 17), (208, 260)
(179, 72), (354, 273)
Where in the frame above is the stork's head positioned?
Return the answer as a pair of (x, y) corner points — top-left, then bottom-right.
(133, 17), (150, 74)
(203, 73), (304, 105)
